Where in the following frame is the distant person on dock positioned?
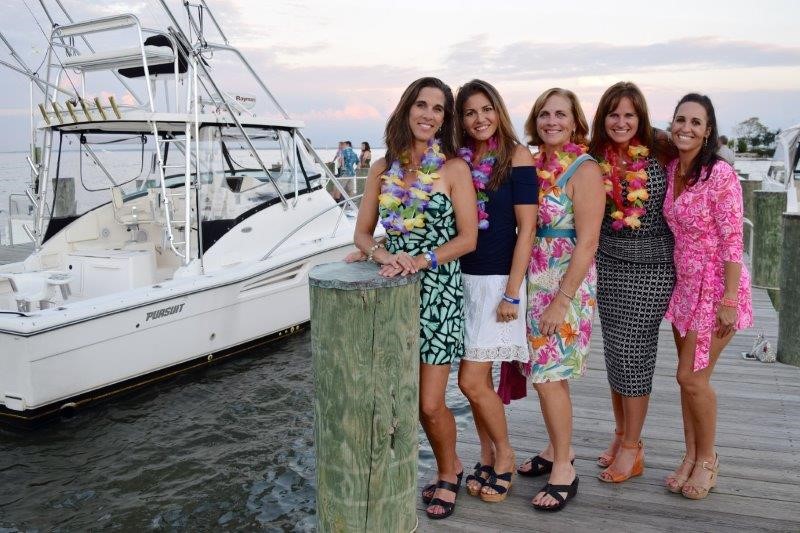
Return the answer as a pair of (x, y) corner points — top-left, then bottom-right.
(340, 141), (359, 198)
(331, 141), (344, 176)
(717, 135), (735, 166)
(518, 88), (604, 512)
(351, 77), (478, 520)
(453, 79), (537, 504)
(662, 93), (753, 500)
(342, 141), (359, 177)
(359, 141), (372, 168)
(588, 82), (675, 485)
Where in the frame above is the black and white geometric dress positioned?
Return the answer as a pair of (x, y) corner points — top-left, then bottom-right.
(596, 157), (675, 396)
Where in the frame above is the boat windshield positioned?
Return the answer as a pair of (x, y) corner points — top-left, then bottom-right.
(41, 126), (323, 231)
(197, 126), (322, 222)
(47, 132), (163, 219)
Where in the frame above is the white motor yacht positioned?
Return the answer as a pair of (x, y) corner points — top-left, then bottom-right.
(0, 2), (358, 426)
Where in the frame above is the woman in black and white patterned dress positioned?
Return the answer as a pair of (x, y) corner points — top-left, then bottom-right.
(588, 82), (675, 483)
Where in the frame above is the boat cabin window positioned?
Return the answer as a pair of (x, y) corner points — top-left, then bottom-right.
(197, 126), (320, 222)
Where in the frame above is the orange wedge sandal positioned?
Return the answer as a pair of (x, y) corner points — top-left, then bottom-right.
(598, 439), (644, 483)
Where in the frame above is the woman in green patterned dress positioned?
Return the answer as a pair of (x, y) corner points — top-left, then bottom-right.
(516, 88), (605, 511)
(353, 77), (477, 520)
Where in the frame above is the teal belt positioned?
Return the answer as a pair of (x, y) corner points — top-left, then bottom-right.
(537, 227), (577, 238)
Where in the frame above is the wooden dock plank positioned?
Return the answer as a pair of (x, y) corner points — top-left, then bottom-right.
(417, 286), (800, 532)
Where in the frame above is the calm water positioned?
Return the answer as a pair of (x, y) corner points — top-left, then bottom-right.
(0, 329), (470, 531)
(0, 333), (320, 531)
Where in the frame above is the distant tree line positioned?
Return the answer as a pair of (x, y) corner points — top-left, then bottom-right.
(734, 117), (780, 157)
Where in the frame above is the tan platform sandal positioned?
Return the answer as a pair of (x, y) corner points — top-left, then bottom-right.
(665, 455), (696, 493)
(681, 454), (719, 500)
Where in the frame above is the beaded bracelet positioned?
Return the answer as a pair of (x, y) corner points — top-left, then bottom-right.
(366, 242), (384, 262)
(424, 251), (439, 270)
(501, 294), (520, 305)
(721, 297), (738, 308)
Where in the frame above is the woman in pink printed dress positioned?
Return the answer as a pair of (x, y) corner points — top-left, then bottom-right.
(662, 93), (752, 500)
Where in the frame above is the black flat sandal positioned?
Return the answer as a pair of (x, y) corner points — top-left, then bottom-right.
(422, 470), (463, 505)
(531, 476), (579, 512)
(517, 456), (574, 477)
(465, 462), (494, 496)
(426, 478), (461, 520)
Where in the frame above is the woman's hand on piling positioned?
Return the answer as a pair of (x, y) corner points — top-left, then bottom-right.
(496, 300), (519, 323)
(538, 298), (568, 336)
(715, 304), (737, 338)
(378, 252), (417, 277)
(344, 248), (366, 263)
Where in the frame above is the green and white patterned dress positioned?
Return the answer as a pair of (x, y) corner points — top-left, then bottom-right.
(385, 192), (465, 365)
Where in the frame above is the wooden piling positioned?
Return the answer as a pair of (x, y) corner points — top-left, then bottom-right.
(778, 212), (800, 366)
(52, 177), (77, 217)
(739, 178), (761, 254)
(310, 261), (421, 533)
(752, 190), (784, 309)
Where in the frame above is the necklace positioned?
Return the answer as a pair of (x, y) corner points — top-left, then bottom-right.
(457, 136), (498, 229)
(378, 139), (445, 235)
(598, 142), (649, 230)
(533, 142), (588, 200)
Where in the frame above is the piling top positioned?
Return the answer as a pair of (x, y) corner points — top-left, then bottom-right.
(309, 261), (422, 290)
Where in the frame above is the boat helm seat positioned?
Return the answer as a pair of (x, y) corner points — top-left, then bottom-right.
(111, 186), (155, 228)
(0, 271), (72, 312)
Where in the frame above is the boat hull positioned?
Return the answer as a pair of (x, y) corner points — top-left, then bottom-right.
(0, 246), (349, 427)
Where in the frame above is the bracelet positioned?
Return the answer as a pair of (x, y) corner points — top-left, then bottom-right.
(558, 287), (575, 300)
(366, 242), (384, 262)
(424, 250), (438, 270)
(721, 297), (738, 308)
(501, 294), (520, 305)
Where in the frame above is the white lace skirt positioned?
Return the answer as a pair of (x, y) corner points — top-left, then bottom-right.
(462, 274), (529, 363)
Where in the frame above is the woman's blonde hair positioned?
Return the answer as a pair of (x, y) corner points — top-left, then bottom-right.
(524, 88), (589, 146)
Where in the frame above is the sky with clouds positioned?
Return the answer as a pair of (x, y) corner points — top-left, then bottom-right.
(0, 0), (799, 150)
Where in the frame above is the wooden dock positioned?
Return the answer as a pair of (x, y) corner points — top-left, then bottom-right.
(0, 243), (34, 265)
(417, 287), (800, 532)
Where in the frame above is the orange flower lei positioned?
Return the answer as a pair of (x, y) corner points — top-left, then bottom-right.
(533, 142), (589, 200)
(598, 142), (650, 230)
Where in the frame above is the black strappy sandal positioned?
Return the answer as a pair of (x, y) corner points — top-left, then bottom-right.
(531, 476), (579, 512)
(517, 455), (574, 477)
(479, 471), (514, 503)
(426, 478), (461, 520)
(421, 470), (463, 505)
(465, 462), (494, 497)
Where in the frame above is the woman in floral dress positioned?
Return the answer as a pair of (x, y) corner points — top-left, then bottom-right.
(517, 88), (605, 511)
(662, 93), (752, 500)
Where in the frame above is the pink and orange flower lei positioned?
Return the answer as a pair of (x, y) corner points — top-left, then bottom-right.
(533, 142), (589, 201)
(598, 142), (650, 230)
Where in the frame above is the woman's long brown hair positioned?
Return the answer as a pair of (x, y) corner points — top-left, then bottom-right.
(455, 79), (520, 190)
(383, 77), (456, 172)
